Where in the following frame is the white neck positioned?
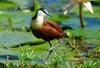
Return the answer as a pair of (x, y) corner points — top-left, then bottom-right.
(36, 15), (44, 25)
(31, 15), (44, 29)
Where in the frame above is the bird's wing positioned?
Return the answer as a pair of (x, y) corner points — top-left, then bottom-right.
(44, 20), (64, 33)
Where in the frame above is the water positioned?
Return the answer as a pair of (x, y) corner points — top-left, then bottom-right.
(61, 16), (100, 29)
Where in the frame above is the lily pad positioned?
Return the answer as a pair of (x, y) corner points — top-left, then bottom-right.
(0, 31), (36, 47)
(0, 1), (16, 9)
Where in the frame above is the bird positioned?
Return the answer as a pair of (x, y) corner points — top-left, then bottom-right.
(30, 8), (65, 60)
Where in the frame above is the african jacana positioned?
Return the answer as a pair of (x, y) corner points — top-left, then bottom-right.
(30, 8), (65, 60)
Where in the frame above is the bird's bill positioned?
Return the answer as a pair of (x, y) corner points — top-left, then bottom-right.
(47, 13), (52, 17)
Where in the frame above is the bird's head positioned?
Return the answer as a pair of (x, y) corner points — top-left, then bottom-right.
(36, 8), (51, 17)
(31, 8), (51, 29)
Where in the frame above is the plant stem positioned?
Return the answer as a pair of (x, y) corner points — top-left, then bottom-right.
(79, 3), (84, 28)
(8, 18), (12, 30)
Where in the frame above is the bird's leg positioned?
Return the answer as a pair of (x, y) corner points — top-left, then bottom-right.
(44, 41), (61, 62)
(45, 39), (62, 61)
(44, 41), (53, 61)
(48, 41), (52, 47)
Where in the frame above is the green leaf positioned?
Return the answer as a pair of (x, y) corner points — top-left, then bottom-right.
(0, 31), (36, 47)
(0, 1), (16, 9)
(0, 48), (16, 55)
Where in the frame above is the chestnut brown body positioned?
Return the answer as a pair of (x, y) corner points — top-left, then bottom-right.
(30, 20), (64, 41)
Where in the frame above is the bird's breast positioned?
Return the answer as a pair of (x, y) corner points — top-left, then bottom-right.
(31, 20), (43, 29)
(31, 16), (44, 29)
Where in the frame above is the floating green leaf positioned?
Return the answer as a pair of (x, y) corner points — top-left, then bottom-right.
(0, 31), (36, 47)
(0, 1), (16, 9)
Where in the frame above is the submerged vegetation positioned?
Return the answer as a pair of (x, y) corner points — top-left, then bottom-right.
(0, 0), (100, 68)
